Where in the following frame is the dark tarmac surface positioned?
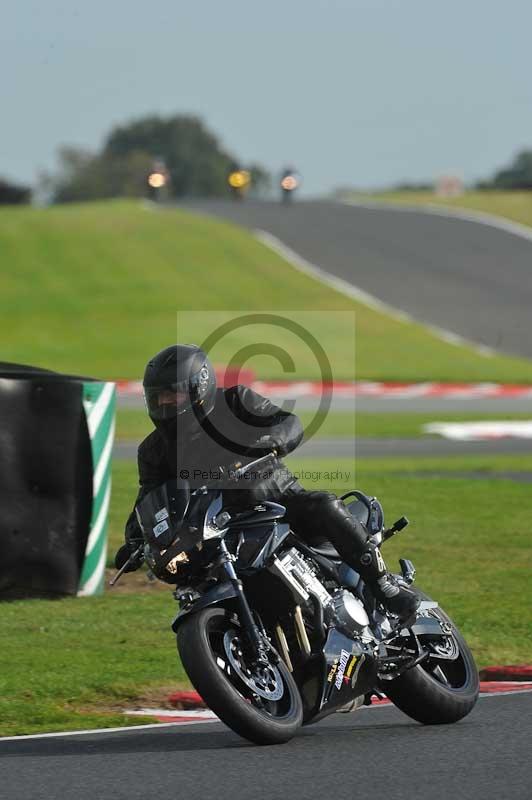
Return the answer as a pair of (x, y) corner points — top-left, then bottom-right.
(1, 693), (530, 800)
(114, 436), (532, 461)
(180, 199), (532, 359)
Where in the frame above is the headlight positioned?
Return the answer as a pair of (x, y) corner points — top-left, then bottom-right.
(148, 172), (166, 188)
(281, 175), (298, 191)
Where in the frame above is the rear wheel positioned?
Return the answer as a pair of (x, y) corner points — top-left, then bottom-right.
(177, 607), (303, 745)
(382, 592), (479, 724)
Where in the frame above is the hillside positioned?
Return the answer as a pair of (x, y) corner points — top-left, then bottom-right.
(2, 200), (532, 382)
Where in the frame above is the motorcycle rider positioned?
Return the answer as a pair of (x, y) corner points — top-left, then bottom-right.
(116, 344), (419, 622)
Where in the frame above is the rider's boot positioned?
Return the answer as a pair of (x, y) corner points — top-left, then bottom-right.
(356, 542), (420, 623)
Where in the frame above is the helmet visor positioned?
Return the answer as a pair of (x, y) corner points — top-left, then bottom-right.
(144, 365), (213, 421)
(144, 381), (192, 420)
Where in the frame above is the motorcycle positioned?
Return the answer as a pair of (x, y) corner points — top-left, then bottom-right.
(280, 172), (299, 204)
(227, 169), (251, 201)
(113, 453), (479, 745)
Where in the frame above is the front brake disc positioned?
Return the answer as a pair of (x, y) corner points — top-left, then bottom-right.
(223, 629), (285, 701)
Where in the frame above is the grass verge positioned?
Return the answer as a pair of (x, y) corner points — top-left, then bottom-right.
(2, 200), (532, 382)
(352, 189), (532, 229)
(115, 407), (532, 443)
(2, 453), (530, 736)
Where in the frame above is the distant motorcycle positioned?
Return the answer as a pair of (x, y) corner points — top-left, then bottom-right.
(227, 169), (251, 201)
(280, 171), (299, 204)
(113, 453), (479, 745)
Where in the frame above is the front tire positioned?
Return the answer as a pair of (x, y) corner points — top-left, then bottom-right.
(177, 607), (303, 745)
(383, 594), (479, 724)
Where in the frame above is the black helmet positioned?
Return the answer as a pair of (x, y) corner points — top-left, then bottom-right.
(143, 345), (216, 430)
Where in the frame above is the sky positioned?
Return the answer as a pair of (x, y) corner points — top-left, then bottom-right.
(2, 0), (532, 196)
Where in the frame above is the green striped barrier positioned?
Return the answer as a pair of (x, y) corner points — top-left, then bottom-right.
(78, 381), (116, 596)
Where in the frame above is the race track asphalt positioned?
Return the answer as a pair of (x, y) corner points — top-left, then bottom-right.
(114, 436), (532, 461)
(1, 693), (529, 800)
(179, 199), (532, 359)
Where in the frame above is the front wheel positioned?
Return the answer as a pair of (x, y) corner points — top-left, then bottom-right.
(382, 593), (479, 724)
(177, 607), (303, 745)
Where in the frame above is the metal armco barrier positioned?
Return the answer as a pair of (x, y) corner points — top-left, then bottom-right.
(0, 363), (115, 599)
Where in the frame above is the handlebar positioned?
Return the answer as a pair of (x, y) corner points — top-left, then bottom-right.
(191, 451), (278, 494)
(230, 450), (277, 479)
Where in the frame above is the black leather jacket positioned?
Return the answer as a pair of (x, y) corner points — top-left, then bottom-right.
(125, 385), (303, 543)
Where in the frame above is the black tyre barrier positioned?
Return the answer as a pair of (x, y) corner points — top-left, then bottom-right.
(0, 362), (115, 599)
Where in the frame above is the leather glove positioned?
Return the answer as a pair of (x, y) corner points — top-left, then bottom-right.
(243, 435), (279, 458)
(114, 540), (145, 572)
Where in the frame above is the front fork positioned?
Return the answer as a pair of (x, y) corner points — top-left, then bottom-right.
(218, 540), (272, 665)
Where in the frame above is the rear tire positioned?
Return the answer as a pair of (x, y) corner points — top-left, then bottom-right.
(383, 592), (479, 724)
(177, 607), (303, 745)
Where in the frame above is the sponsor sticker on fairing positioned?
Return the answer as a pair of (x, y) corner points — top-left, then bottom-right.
(327, 659), (339, 683)
(155, 507), (169, 523)
(153, 520), (169, 537)
(335, 649), (351, 690)
(345, 655), (358, 683)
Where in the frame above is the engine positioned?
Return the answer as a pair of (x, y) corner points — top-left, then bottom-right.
(274, 548), (332, 608)
(270, 548), (371, 636)
(332, 589), (371, 635)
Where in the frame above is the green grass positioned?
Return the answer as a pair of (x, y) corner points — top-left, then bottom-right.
(2, 453), (529, 737)
(115, 407), (532, 442)
(2, 200), (532, 382)
(353, 189), (532, 229)
(0, 591), (184, 736)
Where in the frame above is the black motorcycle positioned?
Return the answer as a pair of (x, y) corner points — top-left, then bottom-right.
(114, 454), (479, 745)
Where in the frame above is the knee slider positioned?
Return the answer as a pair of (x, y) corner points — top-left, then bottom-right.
(358, 542), (387, 577)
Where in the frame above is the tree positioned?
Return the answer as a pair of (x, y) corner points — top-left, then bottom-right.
(248, 163), (271, 197)
(0, 177), (31, 205)
(481, 149), (532, 190)
(48, 114), (269, 202)
(48, 146), (154, 203)
(103, 114), (236, 197)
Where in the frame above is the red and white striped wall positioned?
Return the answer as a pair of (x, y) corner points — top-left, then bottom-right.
(116, 379), (532, 400)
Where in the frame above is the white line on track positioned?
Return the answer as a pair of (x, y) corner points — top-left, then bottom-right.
(0, 721), (204, 743)
(2, 689), (530, 742)
(254, 229), (496, 359)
